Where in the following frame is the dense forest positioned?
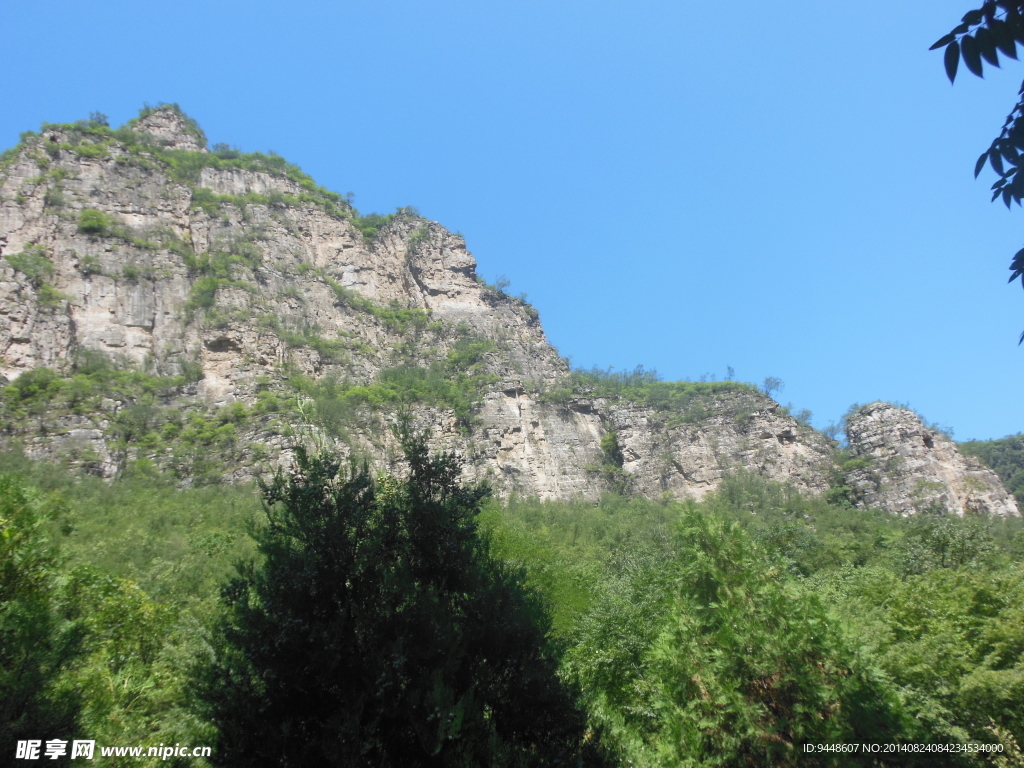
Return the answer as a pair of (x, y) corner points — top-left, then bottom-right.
(3, 429), (1024, 767)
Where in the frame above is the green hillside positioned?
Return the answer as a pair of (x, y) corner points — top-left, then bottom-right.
(3, 446), (1023, 766)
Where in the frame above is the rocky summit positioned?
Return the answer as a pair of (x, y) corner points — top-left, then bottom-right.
(0, 106), (1018, 516)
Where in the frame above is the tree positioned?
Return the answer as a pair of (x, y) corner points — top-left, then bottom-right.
(196, 432), (600, 767)
(0, 476), (84, 762)
(932, 2), (1024, 340)
(761, 376), (784, 398)
(566, 510), (928, 767)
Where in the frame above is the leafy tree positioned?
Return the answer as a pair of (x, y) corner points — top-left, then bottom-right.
(566, 510), (927, 768)
(932, 2), (1024, 339)
(817, 563), (1024, 750)
(62, 566), (216, 765)
(196, 433), (599, 767)
(895, 514), (996, 576)
(0, 476), (84, 762)
(761, 376), (783, 398)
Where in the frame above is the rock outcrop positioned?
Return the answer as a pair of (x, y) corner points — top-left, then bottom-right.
(0, 107), (1017, 515)
(844, 402), (1019, 517)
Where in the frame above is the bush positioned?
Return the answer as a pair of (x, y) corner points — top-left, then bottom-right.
(572, 365), (755, 414)
(6, 368), (61, 404)
(37, 284), (70, 309)
(78, 209), (111, 235)
(352, 211), (395, 243)
(5, 247), (52, 285)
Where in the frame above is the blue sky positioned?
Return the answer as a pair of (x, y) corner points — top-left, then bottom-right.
(3, 0), (1022, 440)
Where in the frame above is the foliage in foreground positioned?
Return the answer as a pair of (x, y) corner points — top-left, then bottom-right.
(2, 449), (1024, 767)
(0, 476), (83, 759)
(929, 2), (1024, 340)
(565, 511), (918, 767)
(0, 454), (258, 766)
(482, 478), (1024, 767)
(197, 434), (601, 767)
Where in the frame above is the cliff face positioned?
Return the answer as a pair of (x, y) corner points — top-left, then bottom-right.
(843, 403), (1018, 517)
(0, 107), (1016, 515)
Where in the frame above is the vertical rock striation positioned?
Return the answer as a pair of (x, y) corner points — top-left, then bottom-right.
(0, 107), (1017, 515)
(844, 402), (1019, 517)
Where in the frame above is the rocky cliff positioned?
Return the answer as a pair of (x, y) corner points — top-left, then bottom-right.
(0, 106), (1017, 516)
(843, 402), (1018, 517)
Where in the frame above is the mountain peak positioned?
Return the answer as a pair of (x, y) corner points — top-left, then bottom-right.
(129, 104), (207, 153)
(0, 110), (1016, 515)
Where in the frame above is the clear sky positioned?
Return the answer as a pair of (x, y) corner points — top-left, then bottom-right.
(3, 0), (1022, 440)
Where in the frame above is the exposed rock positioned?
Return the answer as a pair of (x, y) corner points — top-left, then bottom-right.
(131, 108), (207, 152)
(844, 402), (1019, 517)
(606, 394), (833, 500)
(0, 107), (1016, 515)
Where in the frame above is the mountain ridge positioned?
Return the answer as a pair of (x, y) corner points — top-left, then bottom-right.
(0, 105), (1017, 516)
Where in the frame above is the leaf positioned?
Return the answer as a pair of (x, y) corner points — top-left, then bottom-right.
(1003, 187), (1013, 208)
(962, 34), (985, 76)
(930, 32), (957, 51)
(953, 22), (972, 35)
(946, 40), (961, 82)
(1010, 121), (1024, 148)
(976, 151), (990, 177)
(991, 19), (1018, 58)
(976, 27), (1001, 66)
(1012, 166), (1024, 193)
(962, 9), (984, 25)
(991, 149), (1005, 175)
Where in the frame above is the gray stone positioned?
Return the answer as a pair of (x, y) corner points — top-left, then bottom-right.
(0, 115), (1017, 516)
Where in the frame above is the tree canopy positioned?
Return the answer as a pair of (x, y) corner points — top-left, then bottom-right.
(196, 433), (602, 767)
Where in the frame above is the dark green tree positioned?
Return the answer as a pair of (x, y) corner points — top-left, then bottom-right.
(932, 2), (1024, 339)
(196, 433), (599, 767)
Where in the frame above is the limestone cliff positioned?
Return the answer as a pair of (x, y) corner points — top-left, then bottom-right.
(843, 402), (1018, 517)
(0, 106), (1015, 516)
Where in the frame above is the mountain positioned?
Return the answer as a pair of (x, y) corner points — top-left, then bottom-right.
(0, 105), (1017, 516)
